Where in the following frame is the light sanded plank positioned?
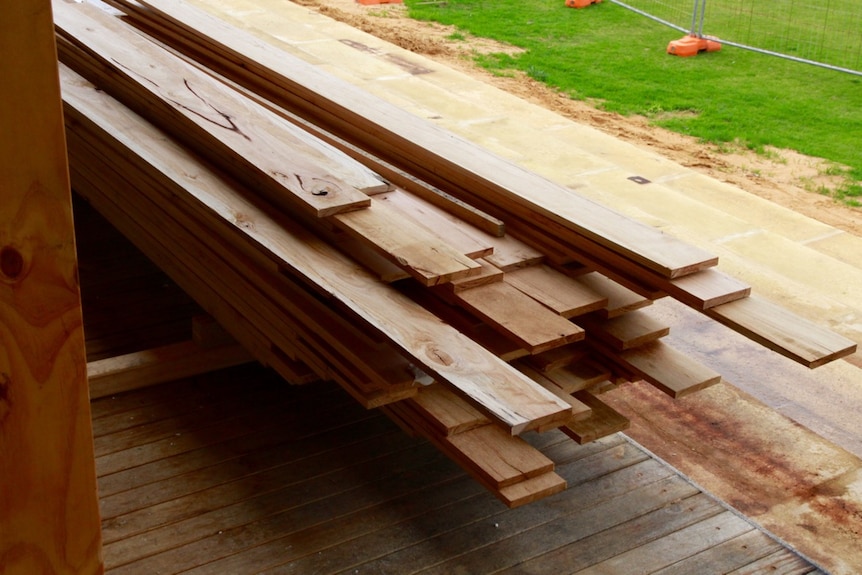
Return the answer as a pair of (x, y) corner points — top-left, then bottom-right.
(615, 340), (722, 398)
(707, 295), (857, 368)
(515, 364), (593, 423)
(129, 0), (721, 279)
(87, 340), (258, 399)
(54, 0), (377, 217)
(497, 471), (567, 508)
(377, 189), (495, 259)
(0, 3), (103, 571)
(573, 271), (652, 318)
(545, 360), (614, 394)
(447, 259), (505, 292)
(405, 383), (491, 436)
(453, 281), (585, 354)
(669, 268), (751, 310)
(579, 309), (670, 351)
(330, 232), (411, 282)
(505, 264), (609, 318)
(525, 343), (587, 374)
(560, 391), (630, 444)
(443, 424), (556, 489)
(332, 199), (483, 286)
(483, 234), (545, 271)
(396, 281), (530, 362)
(61, 65), (572, 435)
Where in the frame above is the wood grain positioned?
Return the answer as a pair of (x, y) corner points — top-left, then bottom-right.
(0, 3), (102, 573)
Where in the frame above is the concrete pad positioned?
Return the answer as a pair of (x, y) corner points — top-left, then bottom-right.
(805, 228), (862, 268)
(661, 171), (841, 243)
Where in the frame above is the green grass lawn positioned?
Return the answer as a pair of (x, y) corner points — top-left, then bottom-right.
(404, 0), (862, 205)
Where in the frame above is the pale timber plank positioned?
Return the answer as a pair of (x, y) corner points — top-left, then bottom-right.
(560, 391), (630, 444)
(376, 189), (496, 259)
(0, 3), (102, 571)
(453, 281), (586, 354)
(87, 340), (256, 399)
(578, 309), (671, 351)
(574, 271), (652, 318)
(707, 295), (857, 368)
(331, 199), (483, 286)
(599, 339), (722, 398)
(54, 0), (377, 217)
(505, 264), (609, 318)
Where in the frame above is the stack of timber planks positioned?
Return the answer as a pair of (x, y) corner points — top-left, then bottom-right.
(55, 0), (856, 507)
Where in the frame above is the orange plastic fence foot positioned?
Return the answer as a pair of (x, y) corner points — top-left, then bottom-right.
(566, 0), (602, 8)
(356, 0), (403, 5)
(667, 34), (721, 57)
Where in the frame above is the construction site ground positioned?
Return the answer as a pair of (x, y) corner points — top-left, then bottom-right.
(154, 0), (862, 572)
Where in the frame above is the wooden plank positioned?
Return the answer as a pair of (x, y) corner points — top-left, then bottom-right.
(331, 199), (483, 286)
(453, 281), (586, 354)
(557, 359), (615, 393)
(570, 511), (753, 574)
(650, 529), (791, 575)
(516, 364), (592, 422)
(707, 295), (858, 368)
(612, 340), (722, 398)
(0, 3), (103, 573)
(560, 391), (630, 444)
(130, 0), (721, 280)
(525, 343), (587, 374)
(86, 340), (258, 399)
(377, 189), (496, 259)
(447, 259), (505, 292)
(670, 267), (752, 310)
(573, 271), (653, 318)
(61, 65), (573, 435)
(54, 0), (378, 218)
(405, 383), (490, 436)
(726, 550), (826, 575)
(412, 464), (691, 575)
(396, 280), (529, 362)
(579, 309), (670, 351)
(496, 471), (567, 508)
(505, 264), (609, 318)
(101, 423), (421, 545)
(482, 233), (545, 271)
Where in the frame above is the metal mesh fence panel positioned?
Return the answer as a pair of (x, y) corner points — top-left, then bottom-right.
(611, 0), (862, 74)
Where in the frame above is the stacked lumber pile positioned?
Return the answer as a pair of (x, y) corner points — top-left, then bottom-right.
(54, 0), (856, 507)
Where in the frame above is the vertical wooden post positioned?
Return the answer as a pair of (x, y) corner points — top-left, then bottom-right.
(0, 2), (104, 574)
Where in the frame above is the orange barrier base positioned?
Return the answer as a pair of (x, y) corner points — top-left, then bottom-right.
(566, 0), (602, 8)
(357, 0), (403, 5)
(667, 34), (721, 57)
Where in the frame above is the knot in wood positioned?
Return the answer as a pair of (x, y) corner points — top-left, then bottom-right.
(0, 246), (24, 281)
(426, 346), (454, 367)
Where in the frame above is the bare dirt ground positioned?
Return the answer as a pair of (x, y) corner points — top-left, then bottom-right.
(295, 0), (862, 236)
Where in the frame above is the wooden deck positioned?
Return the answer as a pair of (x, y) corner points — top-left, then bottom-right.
(77, 197), (825, 574)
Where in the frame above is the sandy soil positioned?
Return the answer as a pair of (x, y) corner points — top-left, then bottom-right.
(294, 0), (862, 236)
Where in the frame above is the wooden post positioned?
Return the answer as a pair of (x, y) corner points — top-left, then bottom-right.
(0, 2), (104, 574)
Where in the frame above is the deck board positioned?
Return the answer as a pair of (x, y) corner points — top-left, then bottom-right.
(77, 195), (822, 574)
